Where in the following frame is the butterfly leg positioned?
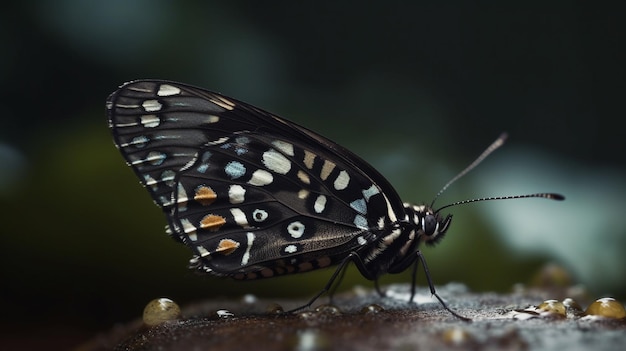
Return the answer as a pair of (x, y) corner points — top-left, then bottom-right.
(415, 250), (471, 322)
(287, 252), (362, 313)
(408, 253), (421, 302)
(373, 279), (385, 297)
(327, 259), (350, 303)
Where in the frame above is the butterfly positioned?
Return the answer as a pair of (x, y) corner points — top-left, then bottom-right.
(107, 80), (563, 318)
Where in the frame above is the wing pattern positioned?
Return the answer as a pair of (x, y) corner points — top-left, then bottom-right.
(106, 80), (404, 279)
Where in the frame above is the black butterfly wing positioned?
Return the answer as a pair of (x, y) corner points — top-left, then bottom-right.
(107, 80), (404, 278)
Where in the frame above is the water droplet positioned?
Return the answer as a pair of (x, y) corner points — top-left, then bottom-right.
(360, 304), (384, 314)
(537, 299), (566, 317)
(216, 309), (235, 318)
(562, 297), (584, 316)
(585, 297), (626, 319)
(266, 303), (284, 314)
(142, 298), (181, 326)
(314, 304), (342, 315)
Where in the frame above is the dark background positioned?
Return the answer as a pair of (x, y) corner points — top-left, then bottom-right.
(1, 1), (624, 350)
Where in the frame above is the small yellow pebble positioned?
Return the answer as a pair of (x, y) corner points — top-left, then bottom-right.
(142, 298), (182, 326)
(585, 297), (626, 319)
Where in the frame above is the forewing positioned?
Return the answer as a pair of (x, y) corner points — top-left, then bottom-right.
(106, 80), (403, 277)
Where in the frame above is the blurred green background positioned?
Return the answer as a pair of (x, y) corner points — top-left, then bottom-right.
(1, 1), (624, 349)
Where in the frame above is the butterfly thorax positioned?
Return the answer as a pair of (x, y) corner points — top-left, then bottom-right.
(357, 203), (453, 279)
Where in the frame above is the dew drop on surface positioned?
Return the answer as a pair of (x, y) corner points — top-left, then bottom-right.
(562, 297), (584, 316)
(585, 297), (626, 319)
(297, 311), (317, 320)
(562, 297), (582, 311)
(216, 309), (235, 318)
(142, 298), (181, 326)
(360, 304), (384, 314)
(265, 302), (284, 314)
(314, 304), (342, 315)
(537, 299), (566, 317)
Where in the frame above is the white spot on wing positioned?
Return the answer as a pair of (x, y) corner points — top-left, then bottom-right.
(314, 195), (327, 213)
(187, 232), (197, 242)
(181, 219), (197, 233)
(334, 170), (350, 190)
(262, 149), (292, 175)
(248, 169), (273, 186)
(228, 185), (246, 204)
(143, 174), (158, 187)
(241, 232), (255, 265)
(284, 245), (298, 254)
(197, 245), (210, 257)
(287, 221), (305, 239)
(230, 208), (249, 227)
(176, 182), (188, 203)
(141, 115), (161, 128)
(142, 100), (162, 112)
(157, 84), (181, 96)
(271, 140), (295, 156)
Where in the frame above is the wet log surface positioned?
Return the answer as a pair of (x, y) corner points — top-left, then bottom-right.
(78, 283), (626, 351)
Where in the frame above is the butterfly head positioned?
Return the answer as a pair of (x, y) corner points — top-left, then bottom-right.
(404, 203), (453, 246)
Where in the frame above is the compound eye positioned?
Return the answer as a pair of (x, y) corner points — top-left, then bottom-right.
(422, 214), (438, 236)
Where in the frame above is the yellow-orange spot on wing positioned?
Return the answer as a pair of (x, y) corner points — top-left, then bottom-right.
(194, 186), (217, 206)
(200, 214), (226, 231)
(215, 238), (240, 255)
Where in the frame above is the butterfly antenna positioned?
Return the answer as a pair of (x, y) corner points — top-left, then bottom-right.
(430, 132), (508, 208)
(436, 193), (565, 212)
